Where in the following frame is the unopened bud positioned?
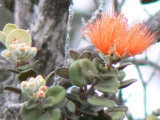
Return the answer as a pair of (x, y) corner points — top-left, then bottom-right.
(6, 51), (12, 57)
(19, 46), (25, 52)
(39, 85), (48, 92)
(32, 47), (38, 53)
(28, 77), (35, 83)
(28, 82), (36, 94)
(36, 78), (46, 88)
(9, 44), (16, 50)
(13, 38), (20, 44)
(36, 75), (43, 79)
(37, 90), (45, 99)
(21, 81), (28, 91)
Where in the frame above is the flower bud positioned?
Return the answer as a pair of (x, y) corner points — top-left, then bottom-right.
(36, 77), (46, 88)
(9, 44), (16, 50)
(19, 46), (25, 52)
(12, 38), (20, 44)
(21, 81), (28, 91)
(6, 51), (12, 57)
(37, 90), (45, 99)
(28, 82), (36, 94)
(28, 77), (35, 83)
(39, 85), (48, 92)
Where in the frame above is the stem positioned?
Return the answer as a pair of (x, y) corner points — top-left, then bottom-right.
(136, 65), (148, 117)
(144, 85), (147, 117)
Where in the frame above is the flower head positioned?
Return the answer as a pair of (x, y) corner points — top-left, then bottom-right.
(85, 13), (157, 58)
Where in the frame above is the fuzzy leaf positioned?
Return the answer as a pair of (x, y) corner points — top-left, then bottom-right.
(119, 79), (137, 89)
(45, 86), (65, 106)
(20, 105), (42, 120)
(79, 58), (98, 83)
(16, 68), (37, 82)
(117, 62), (131, 70)
(87, 96), (115, 107)
(42, 96), (55, 109)
(92, 58), (103, 72)
(41, 108), (61, 120)
(106, 106), (128, 120)
(79, 51), (92, 60)
(26, 100), (40, 110)
(45, 71), (55, 82)
(17, 64), (29, 70)
(66, 100), (75, 113)
(29, 60), (39, 68)
(22, 91), (32, 100)
(7, 68), (20, 74)
(101, 73), (116, 80)
(117, 70), (126, 81)
(95, 78), (120, 93)
(55, 67), (69, 79)
(69, 50), (80, 60)
(4, 85), (21, 94)
(3, 23), (18, 36)
(6, 29), (32, 48)
(69, 60), (87, 87)
(0, 31), (6, 45)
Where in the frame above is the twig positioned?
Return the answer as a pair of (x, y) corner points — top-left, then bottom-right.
(114, 0), (126, 14)
(6, 101), (26, 111)
(124, 59), (160, 71)
(88, 0), (105, 24)
(74, 0), (105, 49)
(64, 4), (74, 67)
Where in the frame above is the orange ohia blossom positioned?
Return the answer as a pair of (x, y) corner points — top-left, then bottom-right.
(85, 13), (157, 58)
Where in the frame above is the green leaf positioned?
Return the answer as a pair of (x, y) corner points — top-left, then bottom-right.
(69, 60), (87, 87)
(29, 60), (39, 68)
(55, 67), (69, 79)
(69, 50), (80, 60)
(79, 59), (98, 83)
(3, 23), (18, 36)
(3, 85), (21, 94)
(25, 100), (40, 110)
(78, 104), (99, 116)
(66, 100), (75, 113)
(106, 106), (128, 120)
(119, 79), (137, 89)
(95, 78), (120, 93)
(87, 96), (115, 107)
(146, 115), (158, 120)
(20, 105), (42, 120)
(0, 31), (6, 45)
(116, 62), (131, 70)
(17, 64), (29, 70)
(79, 51), (92, 60)
(7, 68), (20, 74)
(117, 70), (126, 81)
(16, 68), (37, 82)
(22, 91), (32, 100)
(101, 73), (116, 80)
(6, 29), (32, 48)
(45, 71), (55, 82)
(41, 108), (61, 120)
(45, 86), (65, 107)
(92, 58), (103, 72)
(42, 96), (55, 109)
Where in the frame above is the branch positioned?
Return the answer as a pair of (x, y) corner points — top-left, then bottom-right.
(6, 101), (26, 111)
(64, 4), (74, 67)
(123, 59), (160, 71)
(144, 11), (160, 42)
(15, 0), (31, 29)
